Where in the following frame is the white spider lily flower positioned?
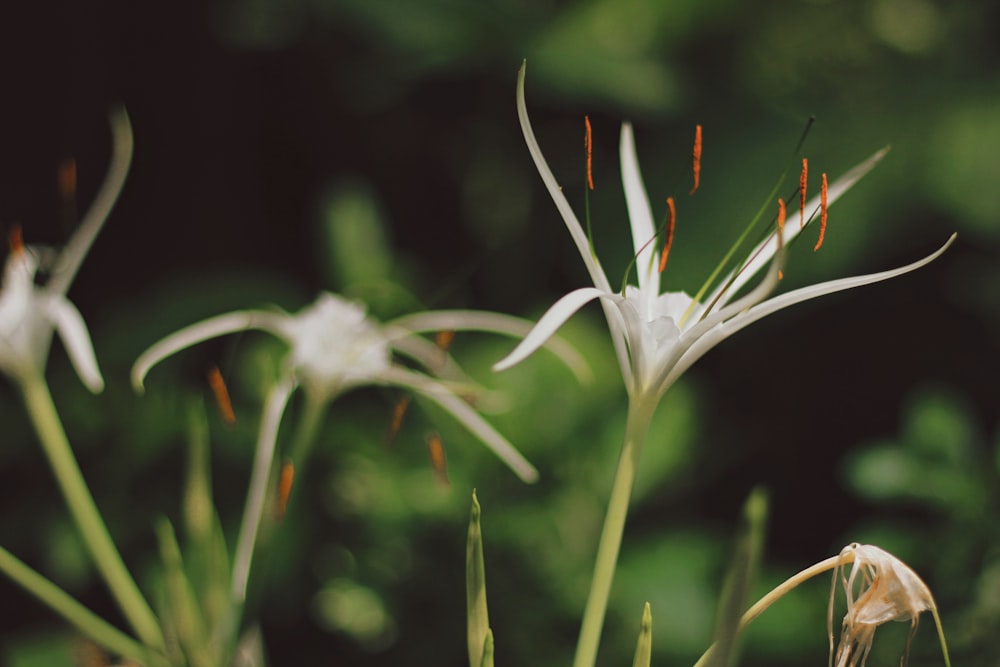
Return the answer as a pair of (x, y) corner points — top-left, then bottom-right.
(0, 108), (133, 392)
(829, 543), (946, 667)
(132, 292), (590, 484)
(496, 64), (955, 404)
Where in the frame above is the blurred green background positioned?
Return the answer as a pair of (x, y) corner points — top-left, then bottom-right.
(2, 0), (999, 664)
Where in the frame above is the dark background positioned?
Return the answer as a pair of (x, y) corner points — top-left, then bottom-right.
(2, 0), (999, 665)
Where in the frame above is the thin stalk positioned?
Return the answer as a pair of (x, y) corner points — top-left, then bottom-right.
(286, 390), (328, 476)
(573, 397), (657, 667)
(0, 545), (165, 666)
(692, 554), (846, 667)
(230, 377), (296, 605)
(18, 371), (164, 652)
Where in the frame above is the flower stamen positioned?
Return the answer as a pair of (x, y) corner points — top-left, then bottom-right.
(659, 197), (676, 273)
(689, 124), (702, 195)
(207, 365), (236, 425)
(386, 394), (412, 445)
(777, 198), (786, 280)
(815, 173), (829, 251)
(8, 225), (24, 256)
(799, 158), (808, 229)
(427, 432), (450, 486)
(275, 459), (295, 520)
(585, 116), (595, 191)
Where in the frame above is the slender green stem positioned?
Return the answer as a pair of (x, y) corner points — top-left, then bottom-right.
(573, 397), (656, 667)
(692, 554), (846, 667)
(18, 371), (165, 652)
(0, 545), (165, 666)
(230, 377), (296, 605)
(287, 391), (328, 474)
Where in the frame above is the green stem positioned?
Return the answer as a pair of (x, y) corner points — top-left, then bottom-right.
(573, 397), (656, 667)
(18, 371), (165, 652)
(692, 555), (842, 667)
(0, 545), (165, 666)
(287, 391), (327, 474)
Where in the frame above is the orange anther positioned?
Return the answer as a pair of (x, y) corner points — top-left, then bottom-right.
(275, 459), (295, 520)
(434, 329), (455, 372)
(8, 225), (24, 255)
(689, 124), (702, 196)
(427, 433), (449, 486)
(386, 394), (412, 445)
(659, 197), (676, 273)
(584, 116), (595, 191)
(434, 330), (455, 352)
(777, 198), (786, 280)
(799, 158), (808, 229)
(814, 173), (828, 252)
(58, 158), (77, 198)
(207, 366), (236, 425)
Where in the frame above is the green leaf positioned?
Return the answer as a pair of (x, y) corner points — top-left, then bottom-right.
(467, 490), (491, 667)
(479, 628), (495, 667)
(632, 602), (652, 667)
(156, 517), (213, 667)
(706, 487), (768, 667)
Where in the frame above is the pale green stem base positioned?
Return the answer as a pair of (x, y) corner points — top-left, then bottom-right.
(18, 371), (164, 652)
(0, 545), (164, 666)
(573, 397), (656, 667)
(287, 390), (328, 478)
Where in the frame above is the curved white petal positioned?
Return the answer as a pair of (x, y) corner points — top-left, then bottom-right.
(710, 147), (889, 307)
(45, 294), (104, 393)
(620, 122), (660, 308)
(132, 310), (286, 392)
(49, 107), (134, 297)
(386, 310), (592, 383)
(231, 375), (298, 603)
(493, 287), (611, 372)
(386, 329), (475, 382)
(517, 63), (612, 293)
(379, 366), (538, 483)
(661, 234), (955, 390)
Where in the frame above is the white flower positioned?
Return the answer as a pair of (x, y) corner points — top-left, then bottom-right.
(829, 543), (942, 667)
(0, 108), (133, 392)
(495, 65), (955, 404)
(133, 292), (588, 483)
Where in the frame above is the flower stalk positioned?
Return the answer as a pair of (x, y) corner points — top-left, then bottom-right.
(18, 370), (165, 652)
(574, 397), (656, 667)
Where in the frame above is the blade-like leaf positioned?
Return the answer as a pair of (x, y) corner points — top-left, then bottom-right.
(632, 602), (652, 667)
(467, 490), (491, 667)
(479, 628), (495, 667)
(707, 487), (768, 667)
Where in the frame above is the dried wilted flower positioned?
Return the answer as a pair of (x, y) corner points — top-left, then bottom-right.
(829, 543), (946, 667)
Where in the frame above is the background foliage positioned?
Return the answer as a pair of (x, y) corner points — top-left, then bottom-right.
(2, 0), (998, 665)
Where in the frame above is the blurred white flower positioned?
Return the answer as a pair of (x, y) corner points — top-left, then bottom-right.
(0, 109), (133, 392)
(133, 292), (588, 483)
(497, 64), (955, 406)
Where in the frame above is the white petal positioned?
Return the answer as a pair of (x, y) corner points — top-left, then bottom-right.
(386, 310), (592, 383)
(48, 107), (134, 297)
(379, 366), (538, 483)
(710, 147), (889, 307)
(516, 63), (612, 293)
(620, 122), (660, 306)
(132, 310), (286, 392)
(492, 287), (611, 372)
(663, 234), (955, 390)
(231, 375), (297, 603)
(45, 294), (104, 393)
